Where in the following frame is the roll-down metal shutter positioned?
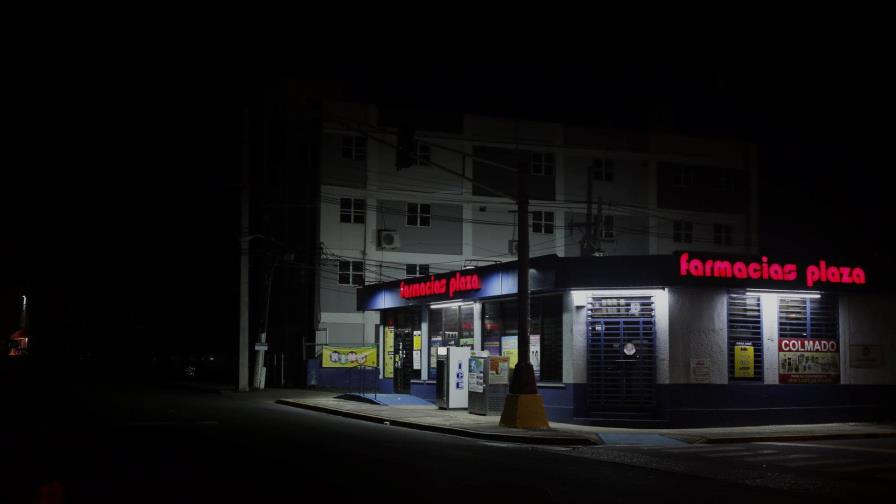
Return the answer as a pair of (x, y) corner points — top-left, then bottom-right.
(586, 296), (656, 412)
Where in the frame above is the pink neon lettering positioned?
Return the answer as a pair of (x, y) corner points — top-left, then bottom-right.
(679, 254), (866, 288)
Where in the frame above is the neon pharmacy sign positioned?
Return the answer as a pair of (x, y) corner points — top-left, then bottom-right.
(679, 253), (866, 288)
(400, 272), (481, 299)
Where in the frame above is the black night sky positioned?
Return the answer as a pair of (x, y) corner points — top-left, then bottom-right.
(4, 55), (892, 369)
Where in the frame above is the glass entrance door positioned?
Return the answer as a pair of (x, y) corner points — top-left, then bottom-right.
(393, 329), (414, 394)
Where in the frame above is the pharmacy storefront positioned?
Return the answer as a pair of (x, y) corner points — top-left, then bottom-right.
(322, 253), (895, 426)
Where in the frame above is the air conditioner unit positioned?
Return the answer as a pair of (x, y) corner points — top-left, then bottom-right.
(508, 239), (519, 256)
(378, 230), (400, 249)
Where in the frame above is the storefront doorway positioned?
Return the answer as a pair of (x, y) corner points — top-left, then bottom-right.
(383, 308), (421, 395)
(586, 295), (656, 415)
(393, 329), (414, 394)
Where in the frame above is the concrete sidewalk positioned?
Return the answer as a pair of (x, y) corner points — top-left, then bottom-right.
(269, 389), (896, 446)
(275, 395), (599, 445)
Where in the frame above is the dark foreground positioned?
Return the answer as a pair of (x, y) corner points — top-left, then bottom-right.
(2, 361), (892, 503)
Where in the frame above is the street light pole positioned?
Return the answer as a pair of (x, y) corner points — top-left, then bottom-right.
(239, 107), (250, 392)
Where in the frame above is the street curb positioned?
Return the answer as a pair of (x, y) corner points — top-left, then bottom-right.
(694, 431), (896, 444)
(274, 399), (600, 446)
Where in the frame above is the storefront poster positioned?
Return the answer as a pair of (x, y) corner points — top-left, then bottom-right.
(483, 338), (500, 357)
(849, 344), (884, 368)
(428, 336), (441, 379)
(501, 335), (518, 369)
(778, 338), (840, 384)
(734, 344), (754, 378)
(322, 346), (378, 368)
(529, 334), (541, 379)
(384, 327), (394, 378)
(489, 356), (510, 385)
(468, 357), (485, 393)
(412, 350), (421, 370)
(690, 358), (711, 383)
(413, 331), (422, 350)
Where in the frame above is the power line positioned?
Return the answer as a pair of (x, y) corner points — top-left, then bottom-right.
(320, 193), (743, 245)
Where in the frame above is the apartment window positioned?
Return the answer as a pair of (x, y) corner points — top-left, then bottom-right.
(406, 203), (431, 227)
(714, 224), (733, 245)
(531, 152), (555, 176)
(415, 142), (431, 166)
(405, 264), (430, 278)
(673, 220), (693, 243)
(338, 260), (364, 286)
(594, 158), (615, 182)
(339, 198), (365, 224)
(672, 165), (693, 187)
(601, 215), (615, 239)
(341, 135), (367, 161)
(715, 172), (730, 192)
(532, 211), (554, 234)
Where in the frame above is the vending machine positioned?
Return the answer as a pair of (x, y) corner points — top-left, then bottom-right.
(468, 355), (510, 415)
(436, 346), (470, 409)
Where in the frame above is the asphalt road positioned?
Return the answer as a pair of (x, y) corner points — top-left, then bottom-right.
(569, 436), (895, 500)
(1, 377), (892, 503)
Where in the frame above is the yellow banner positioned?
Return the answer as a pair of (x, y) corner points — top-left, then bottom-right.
(322, 346), (378, 368)
(734, 345), (754, 378)
(501, 336), (518, 369)
(384, 327), (394, 378)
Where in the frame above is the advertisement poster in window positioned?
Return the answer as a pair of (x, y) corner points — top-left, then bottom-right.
(529, 334), (541, 380)
(483, 338), (500, 357)
(778, 338), (840, 384)
(468, 357), (485, 393)
(384, 327), (394, 378)
(501, 335), (518, 369)
(412, 330), (422, 370)
(429, 336), (441, 379)
(734, 343), (754, 378)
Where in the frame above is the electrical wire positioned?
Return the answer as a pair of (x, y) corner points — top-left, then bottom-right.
(320, 193), (743, 245)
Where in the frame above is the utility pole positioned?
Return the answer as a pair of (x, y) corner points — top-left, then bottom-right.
(239, 107), (250, 392)
(339, 117), (547, 427)
(512, 165), (535, 392)
(498, 155), (549, 428)
(583, 161), (594, 256)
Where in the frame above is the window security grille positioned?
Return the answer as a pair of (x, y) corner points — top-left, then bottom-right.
(728, 292), (763, 382)
(778, 296), (839, 339)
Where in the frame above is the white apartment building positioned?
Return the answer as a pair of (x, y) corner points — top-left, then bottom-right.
(317, 101), (758, 346)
